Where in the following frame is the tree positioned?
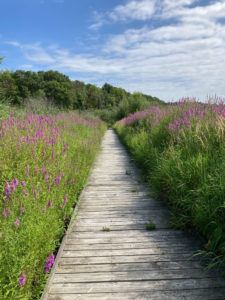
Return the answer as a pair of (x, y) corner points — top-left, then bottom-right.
(44, 80), (72, 108)
(0, 71), (21, 104)
(13, 71), (43, 100)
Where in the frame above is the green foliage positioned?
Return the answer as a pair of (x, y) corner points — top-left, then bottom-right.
(0, 71), (21, 104)
(0, 70), (164, 120)
(115, 102), (225, 267)
(0, 103), (10, 120)
(146, 221), (156, 231)
(0, 112), (106, 299)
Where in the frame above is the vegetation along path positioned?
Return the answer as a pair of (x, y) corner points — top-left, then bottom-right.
(42, 129), (225, 300)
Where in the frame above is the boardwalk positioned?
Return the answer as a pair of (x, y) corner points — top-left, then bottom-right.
(42, 129), (225, 300)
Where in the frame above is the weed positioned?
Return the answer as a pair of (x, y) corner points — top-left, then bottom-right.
(146, 221), (156, 231)
(102, 226), (111, 232)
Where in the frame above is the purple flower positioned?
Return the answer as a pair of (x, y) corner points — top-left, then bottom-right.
(14, 218), (20, 228)
(12, 178), (19, 189)
(35, 130), (44, 138)
(4, 182), (11, 198)
(2, 208), (11, 218)
(18, 273), (26, 287)
(63, 195), (68, 205)
(45, 254), (55, 273)
(21, 181), (26, 187)
(44, 174), (49, 183)
(5, 179), (20, 196)
(42, 167), (47, 175)
(61, 195), (68, 209)
(47, 200), (53, 207)
(54, 176), (61, 186)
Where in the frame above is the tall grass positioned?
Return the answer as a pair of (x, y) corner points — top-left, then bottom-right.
(115, 99), (225, 267)
(0, 111), (106, 299)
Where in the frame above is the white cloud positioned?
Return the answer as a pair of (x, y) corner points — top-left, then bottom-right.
(5, 41), (55, 64)
(90, 0), (156, 29)
(88, 11), (104, 30)
(109, 0), (156, 21)
(18, 64), (33, 69)
(161, 0), (225, 21)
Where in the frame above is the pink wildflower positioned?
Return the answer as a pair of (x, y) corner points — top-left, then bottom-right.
(18, 273), (26, 287)
(14, 218), (20, 228)
(44, 254), (55, 273)
(3, 208), (11, 218)
(54, 176), (61, 186)
(44, 174), (49, 182)
(4, 182), (11, 198)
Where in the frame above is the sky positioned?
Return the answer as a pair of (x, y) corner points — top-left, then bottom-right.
(0, 0), (225, 101)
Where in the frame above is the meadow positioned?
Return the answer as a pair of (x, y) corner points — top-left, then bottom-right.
(0, 108), (105, 299)
(115, 99), (225, 267)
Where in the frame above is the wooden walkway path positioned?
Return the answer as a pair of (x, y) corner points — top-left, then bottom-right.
(42, 129), (225, 300)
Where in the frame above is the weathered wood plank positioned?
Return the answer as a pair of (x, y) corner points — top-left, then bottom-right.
(63, 241), (198, 250)
(58, 254), (198, 265)
(46, 288), (225, 300)
(52, 268), (219, 283)
(56, 261), (205, 273)
(65, 236), (200, 245)
(49, 278), (225, 294)
(61, 248), (196, 258)
(68, 229), (186, 238)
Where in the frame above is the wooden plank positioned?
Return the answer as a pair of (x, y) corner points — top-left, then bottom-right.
(68, 229), (186, 238)
(58, 254), (198, 265)
(63, 242), (199, 250)
(46, 289), (225, 300)
(52, 268), (218, 283)
(63, 244), (197, 252)
(49, 278), (225, 294)
(65, 236), (200, 245)
(61, 248), (196, 258)
(56, 261), (206, 273)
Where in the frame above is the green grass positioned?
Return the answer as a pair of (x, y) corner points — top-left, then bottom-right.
(0, 111), (106, 299)
(115, 101), (225, 267)
(145, 221), (156, 231)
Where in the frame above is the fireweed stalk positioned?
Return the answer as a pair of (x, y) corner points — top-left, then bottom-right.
(0, 112), (105, 299)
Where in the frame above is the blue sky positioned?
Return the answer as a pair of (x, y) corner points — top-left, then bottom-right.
(1, 0), (225, 101)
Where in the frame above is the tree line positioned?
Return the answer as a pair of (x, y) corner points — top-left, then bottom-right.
(0, 70), (162, 108)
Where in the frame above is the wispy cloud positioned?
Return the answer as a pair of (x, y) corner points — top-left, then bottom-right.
(18, 64), (34, 69)
(90, 0), (156, 30)
(88, 11), (105, 30)
(109, 0), (156, 22)
(5, 41), (55, 64)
